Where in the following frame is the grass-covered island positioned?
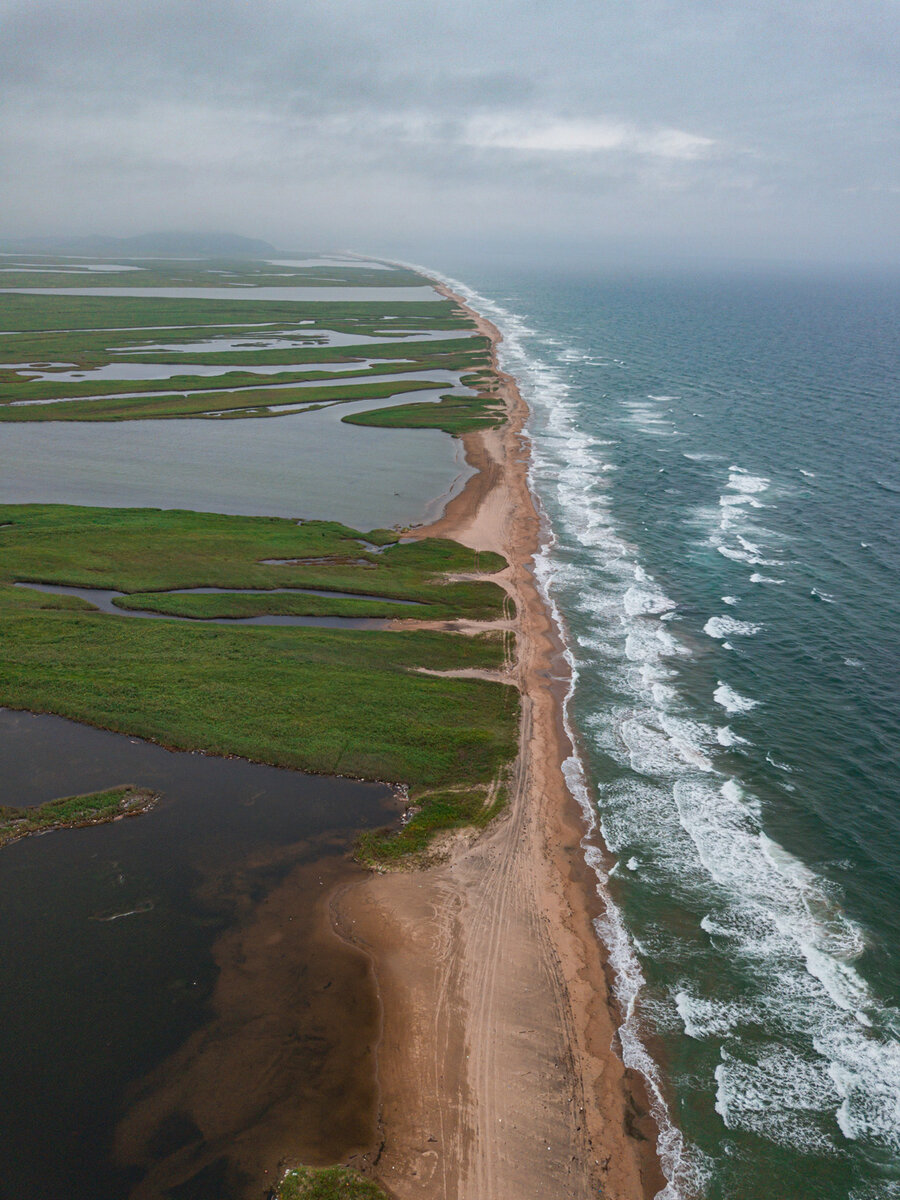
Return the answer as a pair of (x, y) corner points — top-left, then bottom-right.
(0, 784), (158, 848)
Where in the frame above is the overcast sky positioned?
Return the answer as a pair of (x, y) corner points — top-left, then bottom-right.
(2, 0), (898, 269)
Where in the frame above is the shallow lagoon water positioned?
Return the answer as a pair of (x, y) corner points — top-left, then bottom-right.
(0, 707), (398, 1200)
(15, 358), (404, 382)
(0, 392), (473, 527)
(13, 367), (467, 406)
(109, 328), (475, 354)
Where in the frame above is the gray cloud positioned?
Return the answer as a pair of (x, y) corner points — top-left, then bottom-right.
(1, 0), (897, 268)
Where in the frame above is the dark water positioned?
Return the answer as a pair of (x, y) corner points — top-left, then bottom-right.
(445, 266), (900, 1199)
(0, 708), (399, 1200)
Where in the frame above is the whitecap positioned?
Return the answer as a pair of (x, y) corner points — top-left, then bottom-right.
(624, 585), (676, 617)
(717, 726), (749, 747)
(713, 682), (759, 714)
(749, 572), (785, 584)
(704, 616), (762, 639)
(765, 753), (792, 772)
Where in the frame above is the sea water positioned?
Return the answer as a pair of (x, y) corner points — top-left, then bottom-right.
(440, 265), (900, 1199)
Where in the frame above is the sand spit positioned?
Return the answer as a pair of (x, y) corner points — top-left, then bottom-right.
(334, 284), (664, 1199)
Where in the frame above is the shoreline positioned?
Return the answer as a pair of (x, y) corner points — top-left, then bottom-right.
(336, 281), (664, 1198)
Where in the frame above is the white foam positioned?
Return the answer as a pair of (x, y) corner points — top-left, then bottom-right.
(624, 585), (676, 617)
(749, 572), (784, 584)
(716, 726), (749, 747)
(704, 616), (762, 639)
(765, 752), (792, 772)
(713, 682), (759, 714)
(728, 466), (770, 494)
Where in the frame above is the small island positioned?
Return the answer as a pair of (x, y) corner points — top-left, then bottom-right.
(0, 784), (159, 848)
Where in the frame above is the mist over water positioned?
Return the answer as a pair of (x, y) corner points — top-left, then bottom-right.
(440, 264), (900, 1198)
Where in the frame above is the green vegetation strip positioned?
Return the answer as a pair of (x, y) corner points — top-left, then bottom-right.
(0, 378), (444, 422)
(0, 786), (157, 848)
(0, 292), (467, 334)
(343, 388), (504, 436)
(275, 1166), (388, 1200)
(0, 506), (518, 790)
(357, 785), (508, 866)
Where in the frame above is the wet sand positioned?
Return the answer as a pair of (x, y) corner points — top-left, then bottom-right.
(337, 284), (665, 1198)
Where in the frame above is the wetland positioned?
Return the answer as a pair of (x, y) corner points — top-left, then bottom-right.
(0, 254), (519, 1199)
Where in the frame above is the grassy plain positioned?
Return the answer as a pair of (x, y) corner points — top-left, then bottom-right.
(0, 506), (517, 790)
(0, 378), (444, 422)
(0, 257), (425, 290)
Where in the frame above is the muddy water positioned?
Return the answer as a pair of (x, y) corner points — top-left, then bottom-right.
(0, 708), (400, 1200)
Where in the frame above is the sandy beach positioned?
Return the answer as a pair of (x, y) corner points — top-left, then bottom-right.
(335, 284), (664, 1199)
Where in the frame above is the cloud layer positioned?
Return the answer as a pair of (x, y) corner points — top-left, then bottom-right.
(1, 0), (897, 268)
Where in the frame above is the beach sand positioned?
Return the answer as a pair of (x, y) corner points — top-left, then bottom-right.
(334, 286), (664, 1199)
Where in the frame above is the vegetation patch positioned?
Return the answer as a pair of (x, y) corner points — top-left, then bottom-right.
(275, 1165), (389, 1200)
(357, 783), (509, 866)
(0, 506), (518, 791)
(0, 785), (158, 848)
(0, 378), (446, 423)
(0, 505), (510, 620)
(343, 390), (505, 436)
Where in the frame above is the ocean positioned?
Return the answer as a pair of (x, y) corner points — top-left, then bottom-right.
(440, 264), (900, 1199)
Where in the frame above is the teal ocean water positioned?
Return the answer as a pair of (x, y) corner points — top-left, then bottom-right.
(443, 266), (900, 1199)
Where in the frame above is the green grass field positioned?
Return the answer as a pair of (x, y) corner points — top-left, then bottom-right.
(0, 506), (518, 792)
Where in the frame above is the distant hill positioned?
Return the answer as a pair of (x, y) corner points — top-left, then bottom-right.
(1, 232), (279, 259)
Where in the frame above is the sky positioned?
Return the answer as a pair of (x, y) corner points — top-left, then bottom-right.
(2, 0), (898, 270)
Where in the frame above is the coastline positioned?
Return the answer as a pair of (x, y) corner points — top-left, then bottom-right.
(336, 281), (664, 1198)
